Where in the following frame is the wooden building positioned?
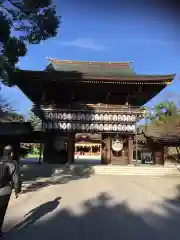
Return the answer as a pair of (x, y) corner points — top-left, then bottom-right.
(136, 124), (180, 165)
(13, 59), (175, 165)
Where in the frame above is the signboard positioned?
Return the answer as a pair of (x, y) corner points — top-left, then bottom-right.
(43, 110), (137, 133)
(112, 139), (124, 151)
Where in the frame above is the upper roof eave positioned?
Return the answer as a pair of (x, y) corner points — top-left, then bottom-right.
(14, 70), (175, 83)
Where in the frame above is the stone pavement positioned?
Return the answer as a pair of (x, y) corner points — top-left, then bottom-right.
(3, 175), (180, 240)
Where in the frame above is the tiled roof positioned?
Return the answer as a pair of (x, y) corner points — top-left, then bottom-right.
(0, 112), (24, 123)
(46, 58), (136, 76)
(136, 133), (147, 142)
(136, 124), (180, 144)
(0, 122), (32, 136)
(142, 124), (180, 141)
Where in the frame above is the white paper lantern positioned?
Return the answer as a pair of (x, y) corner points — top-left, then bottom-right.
(122, 115), (127, 121)
(113, 115), (118, 121)
(108, 114), (113, 121)
(99, 114), (104, 121)
(117, 124), (122, 131)
(99, 124), (104, 131)
(81, 124), (85, 131)
(90, 124), (94, 130)
(85, 124), (90, 131)
(72, 113), (76, 120)
(126, 115), (131, 122)
(104, 114), (108, 121)
(72, 123), (76, 130)
(62, 123), (66, 130)
(109, 124), (113, 131)
(94, 124), (98, 131)
(48, 113), (53, 120)
(95, 114), (99, 121)
(104, 124), (108, 131)
(67, 113), (72, 120)
(81, 114), (85, 120)
(125, 125), (130, 131)
(91, 114), (95, 121)
(113, 124), (117, 131)
(118, 115), (123, 121)
(121, 125), (125, 131)
(67, 123), (71, 130)
(131, 124), (136, 132)
(131, 115), (136, 122)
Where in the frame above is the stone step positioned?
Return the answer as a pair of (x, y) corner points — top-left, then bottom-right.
(92, 168), (179, 172)
(70, 165), (180, 176)
(91, 166), (180, 176)
(21, 164), (180, 178)
(92, 170), (180, 175)
(93, 172), (180, 176)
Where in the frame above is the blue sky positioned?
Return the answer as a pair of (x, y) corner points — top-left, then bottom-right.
(1, 0), (180, 116)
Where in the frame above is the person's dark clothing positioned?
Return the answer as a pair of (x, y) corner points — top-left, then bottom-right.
(0, 194), (11, 230)
(0, 160), (20, 234)
(0, 160), (20, 196)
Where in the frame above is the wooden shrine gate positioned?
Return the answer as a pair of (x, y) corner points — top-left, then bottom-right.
(42, 107), (142, 165)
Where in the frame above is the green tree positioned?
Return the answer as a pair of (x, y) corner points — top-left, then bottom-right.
(144, 101), (180, 162)
(27, 111), (41, 128)
(0, 93), (16, 119)
(0, 0), (60, 84)
(144, 101), (180, 125)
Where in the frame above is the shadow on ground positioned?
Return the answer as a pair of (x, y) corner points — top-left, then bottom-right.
(20, 164), (94, 194)
(5, 188), (180, 240)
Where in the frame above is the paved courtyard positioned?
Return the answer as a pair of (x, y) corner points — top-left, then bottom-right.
(3, 175), (180, 239)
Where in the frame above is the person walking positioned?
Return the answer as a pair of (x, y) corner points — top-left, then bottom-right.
(0, 145), (21, 238)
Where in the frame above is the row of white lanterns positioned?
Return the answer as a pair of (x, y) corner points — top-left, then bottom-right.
(46, 112), (136, 122)
(45, 122), (136, 132)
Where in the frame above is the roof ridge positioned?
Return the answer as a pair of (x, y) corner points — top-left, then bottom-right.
(47, 58), (133, 66)
(133, 74), (176, 77)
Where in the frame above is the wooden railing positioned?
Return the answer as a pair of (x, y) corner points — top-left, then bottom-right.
(39, 103), (144, 115)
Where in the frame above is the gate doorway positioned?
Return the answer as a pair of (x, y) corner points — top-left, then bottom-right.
(74, 133), (101, 164)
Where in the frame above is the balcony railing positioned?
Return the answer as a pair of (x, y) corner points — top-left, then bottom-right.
(38, 103), (145, 115)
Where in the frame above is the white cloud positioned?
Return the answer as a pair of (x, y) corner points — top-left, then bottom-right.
(62, 38), (108, 51)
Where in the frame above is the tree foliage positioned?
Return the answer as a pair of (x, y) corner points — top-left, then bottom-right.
(144, 101), (180, 125)
(0, 0), (60, 84)
(0, 93), (18, 119)
(27, 111), (41, 128)
(144, 101), (180, 162)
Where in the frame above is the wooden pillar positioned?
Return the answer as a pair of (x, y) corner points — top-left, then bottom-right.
(13, 141), (20, 163)
(90, 146), (92, 156)
(68, 132), (75, 164)
(128, 136), (133, 165)
(101, 134), (111, 164)
(101, 134), (105, 164)
(154, 147), (164, 165)
(106, 137), (111, 164)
